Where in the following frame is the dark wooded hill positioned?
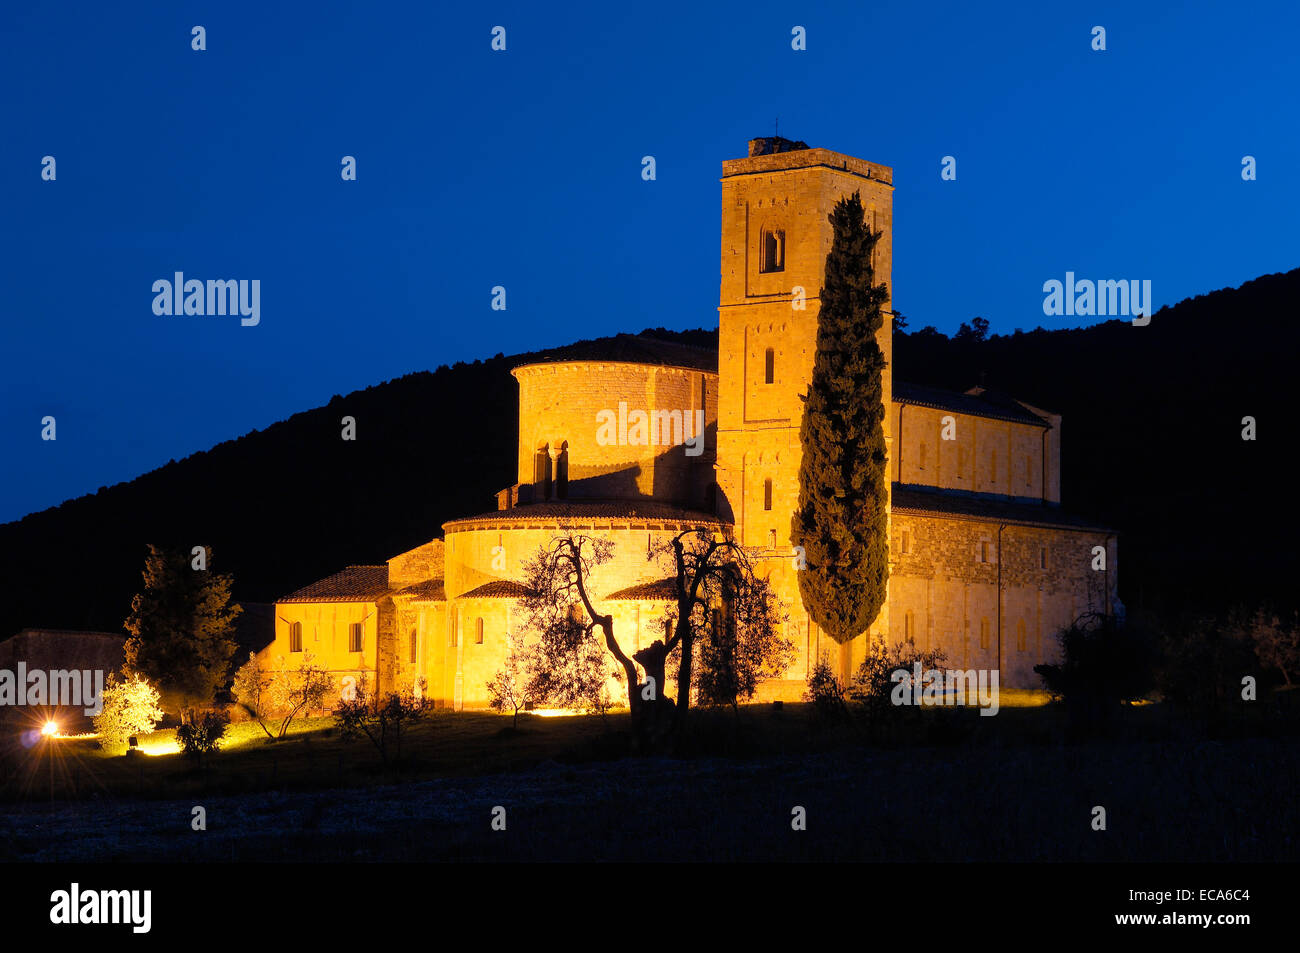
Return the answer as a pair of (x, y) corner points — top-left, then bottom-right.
(1, 267), (1294, 639)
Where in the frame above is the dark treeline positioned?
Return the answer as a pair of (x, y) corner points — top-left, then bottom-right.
(0, 268), (1294, 639)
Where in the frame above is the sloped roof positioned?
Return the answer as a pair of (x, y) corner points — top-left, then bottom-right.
(446, 501), (726, 530)
(514, 334), (718, 374)
(279, 565), (390, 603)
(891, 486), (1114, 532)
(394, 579), (445, 602)
(893, 381), (1051, 427)
(459, 580), (533, 600)
(606, 578), (679, 601)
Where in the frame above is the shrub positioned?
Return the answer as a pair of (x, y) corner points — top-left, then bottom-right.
(1035, 612), (1154, 738)
(847, 637), (947, 741)
(805, 657), (848, 721)
(176, 710), (228, 759)
(94, 673), (165, 753)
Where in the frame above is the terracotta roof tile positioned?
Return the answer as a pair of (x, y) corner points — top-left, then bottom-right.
(395, 579), (445, 602)
(891, 486), (1114, 532)
(459, 580), (533, 600)
(279, 565), (390, 603)
(606, 578), (679, 601)
(893, 381), (1050, 427)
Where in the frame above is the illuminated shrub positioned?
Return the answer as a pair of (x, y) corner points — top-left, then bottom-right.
(93, 673), (165, 754)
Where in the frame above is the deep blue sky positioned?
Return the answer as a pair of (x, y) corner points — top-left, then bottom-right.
(3, 0), (1297, 523)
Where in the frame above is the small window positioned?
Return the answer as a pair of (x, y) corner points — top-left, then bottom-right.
(409, 628), (418, 664)
(979, 540), (990, 563)
(475, 618), (484, 645)
(768, 528), (777, 549)
(1016, 620), (1027, 652)
(1039, 547), (1048, 570)
(901, 530), (910, 555)
(760, 228), (785, 273)
(904, 611), (914, 640)
(349, 622), (362, 653)
(764, 348), (775, 384)
(979, 618), (990, 651)
(289, 621), (303, 653)
(764, 478), (773, 511)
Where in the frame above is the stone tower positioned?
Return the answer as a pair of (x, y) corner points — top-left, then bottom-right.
(714, 137), (895, 677)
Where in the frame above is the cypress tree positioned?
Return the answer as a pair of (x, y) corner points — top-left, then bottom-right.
(791, 191), (890, 645)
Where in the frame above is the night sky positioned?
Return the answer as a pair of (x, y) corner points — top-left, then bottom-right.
(3, 0), (1297, 523)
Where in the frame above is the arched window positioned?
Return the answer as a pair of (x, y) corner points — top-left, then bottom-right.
(289, 621), (303, 653)
(555, 442), (568, 499)
(764, 478), (773, 511)
(475, 618), (484, 645)
(764, 348), (775, 384)
(760, 228), (785, 273)
(533, 443), (552, 499)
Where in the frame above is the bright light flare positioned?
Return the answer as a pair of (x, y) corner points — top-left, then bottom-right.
(41, 720), (59, 737)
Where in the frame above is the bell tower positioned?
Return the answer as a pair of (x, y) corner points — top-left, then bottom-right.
(714, 136), (895, 675)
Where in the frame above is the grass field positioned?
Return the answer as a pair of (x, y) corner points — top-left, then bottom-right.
(2, 688), (1295, 807)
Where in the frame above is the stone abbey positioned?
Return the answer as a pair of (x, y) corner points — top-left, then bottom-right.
(262, 137), (1121, 707)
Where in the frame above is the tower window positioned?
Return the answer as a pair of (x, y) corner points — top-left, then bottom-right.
(760, 228), (785, 273)
(555, 442), (569, 499)
(348, 622), (363, 653)
(475, 618), (484, 645)
(533, 444), (552, 499)
(289, 621), (303, 653)
(764, 348), (775, 384)
(979, 618), (990, 651)
(409, 628), (418, 663)
(764, 478), (773, 511)
(901, 530), (910, 555)
(1039, 546), (1048, 570)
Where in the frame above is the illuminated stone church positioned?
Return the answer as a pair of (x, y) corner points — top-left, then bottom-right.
(264, 137), (1120, 707)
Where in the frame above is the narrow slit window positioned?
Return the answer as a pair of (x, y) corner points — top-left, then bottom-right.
(764, 348), (775, 384)
(289, 621), (302, 653)
(475, 618), (484, 645)
(760, 229), (785, 273)
(764, 478), (773, 511)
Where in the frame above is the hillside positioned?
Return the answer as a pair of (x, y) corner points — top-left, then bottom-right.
(0, 268), (1295, 640)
